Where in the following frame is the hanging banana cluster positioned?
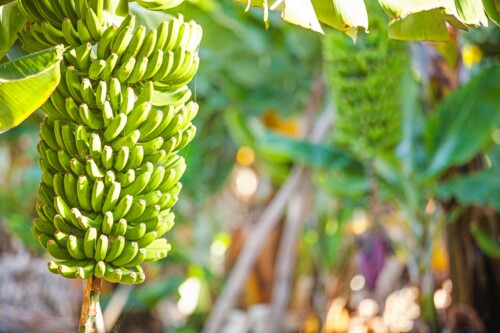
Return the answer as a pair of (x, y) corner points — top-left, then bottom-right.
(18, 0), (202, 284)
(323, 3), (408, 158)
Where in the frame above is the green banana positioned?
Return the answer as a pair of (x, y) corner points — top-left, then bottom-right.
(104, 170), (116, 187)
(85, 8), (104, 41)
(122, 171), (151, 196)
(97, 25), (117, 59)
(94, 260), (106, 278)
(112, 146), (129, 172)
(112, 26), (134, 59)
(120, 87), (136, 115)
(127, 56), (148, 84)
(111, 241), (139, 266)
(105, 235), (126, 261)
(75, 261), (96, 279)
(67, 235), (86, 260)
(61, 124), (79, 157)
(112, 195), (134, 220)
(76, 175), (93, 211)
(130, 265), (146, 283)
(101, 145), (114, 170)
(47, 239), (72, 260)
(104, 113), (128, 142)
(118, 267), (138, 284)
(54, 214), (85, 237)
(91, 179), (105, 212)
(137, 231), (158, 248)
(126, 199), (147, 222)
(89, 133), (102, 159)
(84, 227), (98, 258)
(86, 157), (106, 179)
(103, 265), (123, 283)
(75, 43), (93, 71)
(102, 212), (114, 235)
(64, 173), (79, 207)
(54, 230), (69, 248)
(102, 181), (121, 213)
(111, 219), (127, 237)
(123, 102), (152, 134)
(124, 223), (146, 241)
(117, 169), (136, 188)
(40, 122), (59, 152)
(33, 217), (57, 236)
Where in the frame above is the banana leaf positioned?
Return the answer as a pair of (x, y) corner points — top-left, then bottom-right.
(455, 0), (489, 26)
(423, 64), (500, 178)
(435, 167), (500, 210)
(0, 45), (63, 134)
(482, 0), (500, 24)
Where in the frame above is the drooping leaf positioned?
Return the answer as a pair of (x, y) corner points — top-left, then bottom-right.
(388, 8), (450, 41)
(311, 0), (368, 41)
(435, 167), (500, 210)
(282, 0), (323, 33)
(0, 45), (63, 133)
(423, 64), (500, 178)
(235, 0), (323, 32)
(482, 0), (500, 25)
(0, 2), (27, 60)
(455, 0), (489, 26)
(255, 130), (363, 171)
(377, 0), (440, 18)
(378, 0), (471, 40)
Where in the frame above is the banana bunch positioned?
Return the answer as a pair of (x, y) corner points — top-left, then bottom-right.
(20, 0), (202, 284)
(323, 2), (408, 158)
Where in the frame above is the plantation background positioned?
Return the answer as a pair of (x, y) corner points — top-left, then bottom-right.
(1, 0), (500, 332)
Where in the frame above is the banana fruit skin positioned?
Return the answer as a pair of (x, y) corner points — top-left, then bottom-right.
(22, 0), (202, 284)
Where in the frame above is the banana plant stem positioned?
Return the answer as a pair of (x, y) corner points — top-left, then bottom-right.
(79, 276), (103, 333)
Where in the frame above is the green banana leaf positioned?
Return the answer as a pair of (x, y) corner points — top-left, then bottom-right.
(388, 8), (450, 41)
(282, 0), (323, 33)
(435, 167), (500, 210)
(235, 0), (323, 33)
(455, 0), (489, 26)
(0, 2), (27, 60)
(378, 0), (464, 41)
(482, 0), (500, 24)
(255, 130), (363, 171)
(423, 64), (500, 178)
(0, 45), (64, 134)
(311, 0), (368, 41)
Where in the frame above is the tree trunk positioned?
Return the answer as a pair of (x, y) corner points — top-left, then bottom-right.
(446, 207), (500, 332)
